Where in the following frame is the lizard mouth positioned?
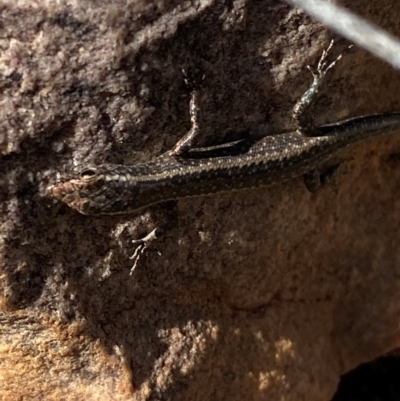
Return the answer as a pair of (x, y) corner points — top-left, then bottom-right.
(46, 179), (93, 215)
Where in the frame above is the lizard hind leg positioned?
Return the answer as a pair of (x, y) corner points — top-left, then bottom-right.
(303, 163), (341, 193)
(293, 39), (353, 135)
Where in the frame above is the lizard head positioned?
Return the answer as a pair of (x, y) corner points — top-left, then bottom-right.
(47, 166), (134, 215)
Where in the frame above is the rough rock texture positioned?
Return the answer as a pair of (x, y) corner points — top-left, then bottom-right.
(1, 0), (400, 400)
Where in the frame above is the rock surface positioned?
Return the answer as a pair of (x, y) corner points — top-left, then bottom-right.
(1, 0), (400, 400)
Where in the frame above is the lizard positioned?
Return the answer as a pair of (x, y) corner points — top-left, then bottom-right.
(47, 41), (400, 270)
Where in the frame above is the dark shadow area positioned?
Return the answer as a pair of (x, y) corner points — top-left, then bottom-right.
(332, 351), (400, 401)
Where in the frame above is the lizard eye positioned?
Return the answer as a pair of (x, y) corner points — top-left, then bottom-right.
(80, 168), (97, 178)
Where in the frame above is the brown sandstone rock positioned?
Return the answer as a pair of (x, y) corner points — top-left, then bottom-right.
(1, 0), (400, 400)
